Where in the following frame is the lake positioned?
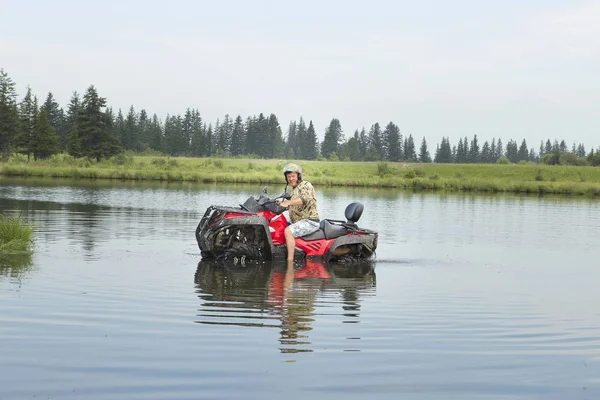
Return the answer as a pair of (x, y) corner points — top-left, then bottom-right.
(1, 177), (599, 399)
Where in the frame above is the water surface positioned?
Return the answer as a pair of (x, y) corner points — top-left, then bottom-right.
(1, 177), (599, 399)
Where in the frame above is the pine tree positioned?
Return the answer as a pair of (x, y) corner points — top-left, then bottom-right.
(304, 121), (318, 160)
(0, 69), (20, 158)
(345, 131), (361, 161)
(419, 137), (431, 162)
(559, 140), (568, 153)
(295, 118), (307, 160)
(230, 115), (245, 156)
(505, 139), (518, 163)
(496, 139), (504, 159)
(66, 124), (82, 157)
(490, 138), (497, 163)
(367, 123), (383, 160)
(517, 139), (529, 162)
(383, 122), (401, 161)
(32, 109), (60, 160)
(148, 114), (163, 153)
(244, 116), (256, 156)
(358, 128), (368, 160)
(65, 91), (81, 138)
(40, 92), (66, 151)
(286, 120), (297, 154)
(77, 85), (121, 161)
(182, 109), (194, 153)
(480, 141), (491, 163)
(545, 139), (552, 155)
(123, 105), (140, 151)
(469, 134), (480, 163)
(456, 138), (466, 163)
(138, 109), (149, 148)
(267, 114), (284, 158)
(404, 134), (416, 161)
(434, 137), (452, 163)
(17, 87), (38, 161)
(321, 118), (342, 159)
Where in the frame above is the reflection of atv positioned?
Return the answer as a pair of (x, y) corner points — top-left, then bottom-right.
(196, 190), (378, 263)
(193, 259), (376, 336)
(194, 259), (376, 304)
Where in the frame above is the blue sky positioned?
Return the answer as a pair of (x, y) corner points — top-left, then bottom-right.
(2, 0), (599, 150)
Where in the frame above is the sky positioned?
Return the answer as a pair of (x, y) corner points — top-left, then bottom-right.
(2, 0), (599, 151)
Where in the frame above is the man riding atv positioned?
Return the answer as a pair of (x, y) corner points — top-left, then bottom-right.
(278, 163), (320, 262)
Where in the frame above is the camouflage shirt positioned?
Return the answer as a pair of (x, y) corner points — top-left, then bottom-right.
(289, 180), (320, 224)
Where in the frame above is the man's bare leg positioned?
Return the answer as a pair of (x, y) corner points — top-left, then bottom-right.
(284, 226), (295, 262)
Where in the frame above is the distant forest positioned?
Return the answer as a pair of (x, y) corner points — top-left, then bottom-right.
(1, 69), (599, 166)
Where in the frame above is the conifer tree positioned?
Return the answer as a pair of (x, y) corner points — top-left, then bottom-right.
(17, 87), (38, 161)
(419, 137), (431, 162)
(65, 91), (81, 136)
(456, 138), (466, 163)
(404, 134), (416, 161)
(434, 137), (452, 163)
(295, 118), (307, 159)
(0, 69), (19, 158)
(148, 114), (163, 153)
(66, 124), (82, 157)
(77, 85), (121, 161)
(480, 141), (490, 163)
(367, 123), (383, 160)
(345, 130), (362, 161)
(505, 139), (518, 163)
(304, 120), (318, 160)
(545, 139), (552, 155)
(539, 140), (545, 159)
(32, 109), (60, 160)
(40, 92), (66, 150)
(286, 121), (297, 154)
(384, 122), (401, 161)
(321, 118), (342, 159)
(469, 134), (480, 163)
(517, 139), (529, 162)
(489, 138), (497, 162)
(230, 115), (245, 156)
(496, 138), (504, 159)
(123, 105), (140, 151)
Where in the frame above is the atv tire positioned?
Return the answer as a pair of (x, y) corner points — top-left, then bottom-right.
(217, 242), (265, 263)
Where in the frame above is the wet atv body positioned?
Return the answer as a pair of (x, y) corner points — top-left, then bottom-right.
(196, 193), (378, 263)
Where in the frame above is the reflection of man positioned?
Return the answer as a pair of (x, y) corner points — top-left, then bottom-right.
(268, 260), (328, 353)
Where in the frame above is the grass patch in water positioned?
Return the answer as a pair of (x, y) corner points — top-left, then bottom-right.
(0, 214), (34, 253)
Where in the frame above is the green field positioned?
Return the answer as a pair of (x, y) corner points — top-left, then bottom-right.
(2, 154), (600, 196)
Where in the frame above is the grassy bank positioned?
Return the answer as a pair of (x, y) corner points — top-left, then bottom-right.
(0, 214), (34, 253)
(2, 153), (600, 196)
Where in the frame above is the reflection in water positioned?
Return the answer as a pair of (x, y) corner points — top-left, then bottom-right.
(194, 259), (376, 353)
(0, 252), (33, 279)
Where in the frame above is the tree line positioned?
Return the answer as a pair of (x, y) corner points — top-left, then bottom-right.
(1, 68), (599, 166)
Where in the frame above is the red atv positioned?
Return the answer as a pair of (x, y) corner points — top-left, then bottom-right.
(196, 189), (378, 263)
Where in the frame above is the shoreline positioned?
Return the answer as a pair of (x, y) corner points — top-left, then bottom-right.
(2, 155), (600, 197)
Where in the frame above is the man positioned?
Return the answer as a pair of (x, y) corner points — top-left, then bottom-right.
(278, 163), (320, 262)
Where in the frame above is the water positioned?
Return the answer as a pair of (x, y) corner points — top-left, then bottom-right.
(1, 177), (599, 399)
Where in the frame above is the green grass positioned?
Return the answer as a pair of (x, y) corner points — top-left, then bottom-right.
(0, 214), (34, 253)
(2, 153), (600, 197)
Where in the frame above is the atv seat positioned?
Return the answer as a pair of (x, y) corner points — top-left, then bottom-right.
(301, 219), (348, 241)
(300, 202), (364, 241)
